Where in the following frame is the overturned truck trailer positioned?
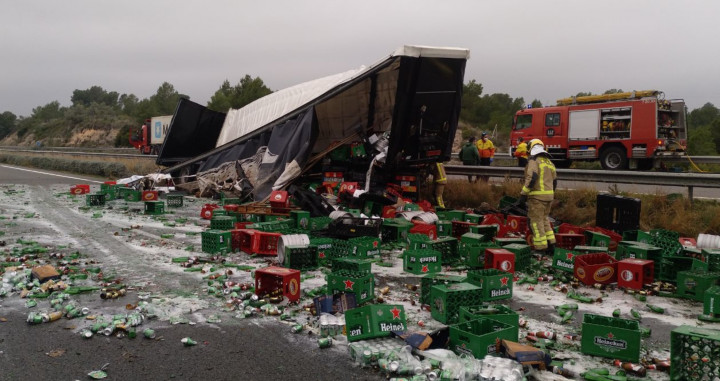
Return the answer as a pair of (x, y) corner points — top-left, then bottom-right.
(158, 45), (469, 202)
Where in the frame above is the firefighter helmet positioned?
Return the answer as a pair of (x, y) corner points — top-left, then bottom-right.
(528, 139), (544, 149)
(528, 139), (546, 156)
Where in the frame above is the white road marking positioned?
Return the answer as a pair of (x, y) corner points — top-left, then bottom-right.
(0, 164), (103, 183)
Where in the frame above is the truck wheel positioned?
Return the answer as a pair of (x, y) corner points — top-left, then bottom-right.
(600, 147), (628, 170)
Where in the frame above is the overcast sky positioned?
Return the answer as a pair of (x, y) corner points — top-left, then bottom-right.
(2, 0), (719, 117)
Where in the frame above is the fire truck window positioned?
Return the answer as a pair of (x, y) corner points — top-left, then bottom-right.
(516, 114), (532, 130)
(545, 113), (560, 127)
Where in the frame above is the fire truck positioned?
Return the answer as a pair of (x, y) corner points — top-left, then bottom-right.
(129, 115), (172, 155)
(510, 90), (687, 170)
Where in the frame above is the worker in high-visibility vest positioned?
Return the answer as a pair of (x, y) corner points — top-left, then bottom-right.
(431, 162), (447, 208)
(514, 137), (528, 167)
(475, 132), (495, 182)
(517, 139), (557, 253)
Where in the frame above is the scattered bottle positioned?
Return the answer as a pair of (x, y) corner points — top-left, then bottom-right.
(614, 359), (647, 377)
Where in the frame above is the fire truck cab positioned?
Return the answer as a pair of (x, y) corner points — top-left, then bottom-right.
(510, 90), (687, 170)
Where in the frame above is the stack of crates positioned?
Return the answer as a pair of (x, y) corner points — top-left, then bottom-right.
(349, 236), (381, 258)
(467, 269), (514, 302)
(282, 245), (319, 271)
(675, 269), (720, 301)
(403, 249), (442, 275)
(201, 229), (232, 254)
(327, 270), (375, 304)
(430, 236), (460, 265)
(701, 248), (720, 272)
(449, 318), (518, 358)
(407, 233), (431, 250)
(458, 304), (519, 328)
(420, 273), (467, 305)
(649, 229), (683, 258)
(144, 201), (165, 215)
(429, 282), (483, 324)
(309, 237), (336, 266)
(344, 304), (407, 342)
(436, 220), (452, 237)
(462, 241), (500, 269)
(671, 325), (720, 380)
(501, 243), (532, 273)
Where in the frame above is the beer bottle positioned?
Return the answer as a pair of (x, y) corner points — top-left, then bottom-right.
(613, 359), (646, 377)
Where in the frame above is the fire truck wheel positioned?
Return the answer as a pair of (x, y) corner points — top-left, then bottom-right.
(600, 146), (628, 170)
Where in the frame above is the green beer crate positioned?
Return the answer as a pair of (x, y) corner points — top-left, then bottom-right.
(671, 325), (720, 381)
(581, 313), (641, 363)
(464, 214), (482, 224)
(85, 193), (106, 207)
(573, 245), (609, 254)
(675, 269), (720, 301)
(309, 237), (336, 266)
(420, 273), (467, 305)
(381, 218), (414, 243)
(703, 285), (720, 318)
(220, 197), (242, 206)
(123, 190), (142, 202)
(701, 248), (720, 272)
(460, 233), (488, 245)
(494, 237), (527, 246)
(449, 317), (518, 358)
(403, 249), (442, 275)
(309, 216), (332, 231)
(552, 248), (578, 273)
(144, 201), (165, 215)
(210, 215), (236, 230)
(327, 270), (375, 304)
(283, 245), (319, 271)
(349, 236), (381, 258)
(436, 220), (452, 237)
(253, 220), (293, 233)
(584, 230), (611, 248)
(458, 304), (519, 328)
(407, 233), (431, 249)
(100, 184), (121, 200)
(201, 229), (232, 254)
(443, 210), (466, 222)
(616, 242), (662, 261)
(470, 224), (500, 240)
(467, 268), (514, 302)
(118, 187), (136, 200)
(658, 256), (708, 283)
(331, 257), (373, 275)
(430, 236), (460, 265)
(290, 210), (311, 230)
(430, 282), (483, 324)
(462, 241), (500, 269)
(345, 304), (407, 342)
(622, 230), (653, 244)
(502, 243), (532, 273)
(166, 194), (184, 207)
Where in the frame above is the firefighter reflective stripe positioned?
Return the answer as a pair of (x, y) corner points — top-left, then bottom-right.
(434, 162), (447, 183)
(522, 186), (531, 194)
(545, 230), (556, 244)
(528, 159), (556, 196)
(531, 222), (548, 249)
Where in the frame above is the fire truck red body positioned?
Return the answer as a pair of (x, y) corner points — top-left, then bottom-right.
(510, 91), (687, 170)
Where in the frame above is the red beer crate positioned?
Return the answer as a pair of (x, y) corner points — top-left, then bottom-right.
(484, 248), (516, 274)
(574, 253), (618, 286)
(555, 233), (586, 249)
(381, 205), (397, 218)
(339, 182), (359, 195)
(236, 229), (282, 255)
(254, 266), (301, 302)
(617, 258), (654, 290)
(557, 223), (586, 235)
(142, 190), (158, 201)
(234, 221), (254, 230)
(585, 226), (622, 251)
(410, 221), (437, 240)
(70, 184), (90, 195)
(505, 215), (527, 234)
(679, 237), (697, 248)
(201, 203), (220, 219)
(223, 204), (240, 213)
(451, 221), (477, 240)
(269, 190), (289, 213)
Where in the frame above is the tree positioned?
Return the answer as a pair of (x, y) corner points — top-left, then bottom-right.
(688, 125), (716, 155)
(530, 99), (543, 108)
(0, 111), (17, 139)
(31, 101), (65, 121)
(149, 82), (188, 115)
(71, 86), (120, 108)
(688, 103), (719, 130)
(207, 75), (273, 112)
(603, 89), (624, 94)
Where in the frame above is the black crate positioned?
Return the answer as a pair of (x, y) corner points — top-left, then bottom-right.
(595, 194), (641, 233)
(327, 217), (382, 239)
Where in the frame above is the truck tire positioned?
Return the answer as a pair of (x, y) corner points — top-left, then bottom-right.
(600, 146), (628, 170)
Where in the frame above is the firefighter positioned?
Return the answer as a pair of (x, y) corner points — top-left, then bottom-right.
(514, 137), (528, 167)
(517, 139), (557, 254)
(459, 136), (481, 182)
(431, 161), (447, 208)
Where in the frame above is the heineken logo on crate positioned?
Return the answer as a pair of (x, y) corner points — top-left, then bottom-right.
(456, 344), (473, 357)
(410, 256), (439, 263)
(318, 251), (326, 259)
(620, 270), (634, 282)
(421, 265), (430, 273)
(379, 322), (405, 332)
(556, 260), (574, 270)
(490, 288), (511, 298)
(344, 279), (355, 290)
(594, 333), (627, 350)
(500, 260), (512, 272)
(348, 325), (364, 337)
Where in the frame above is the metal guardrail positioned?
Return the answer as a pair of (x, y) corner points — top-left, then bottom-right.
(444, 165), (720, 201)
(453, 151), (720, 164)
(0, 148), (155, 160)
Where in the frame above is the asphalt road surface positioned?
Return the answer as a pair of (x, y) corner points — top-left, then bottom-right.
(0, 164), (384, 381)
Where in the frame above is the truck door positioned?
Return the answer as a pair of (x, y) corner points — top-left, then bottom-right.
(544, 112), (562, 139)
